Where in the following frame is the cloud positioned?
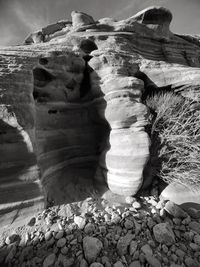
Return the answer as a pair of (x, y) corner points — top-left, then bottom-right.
(12, 1), (49, 32)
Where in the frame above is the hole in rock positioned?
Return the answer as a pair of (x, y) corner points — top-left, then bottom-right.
(39, 57), (48, 65)
(33, 67), (54, 87)
(80, 39), (98, 54)
(32, 90), (50, 102)
(48, 109), (58, 114)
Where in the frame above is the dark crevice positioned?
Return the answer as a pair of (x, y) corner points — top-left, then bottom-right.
(33, 68), (54, 87)
(80, 39), (98, 54)
(135, 71), (172, 101)
(39, 57), (49, 65)
(80, 61), (94, 98)
(33, 90), (50, 102)
(48, 109), (58, 114)
(80, 40), (98, 99)
(135, 70), (172, 192)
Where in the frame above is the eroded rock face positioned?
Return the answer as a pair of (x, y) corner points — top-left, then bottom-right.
(1, 6), (200, 224)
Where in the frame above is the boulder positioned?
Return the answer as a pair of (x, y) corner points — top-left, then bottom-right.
(71, 11), (95, 27)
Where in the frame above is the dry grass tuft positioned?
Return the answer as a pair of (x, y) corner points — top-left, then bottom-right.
(146, 92), (200, 189)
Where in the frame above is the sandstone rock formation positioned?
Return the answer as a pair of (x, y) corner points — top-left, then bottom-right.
(1, 6), (200, 226)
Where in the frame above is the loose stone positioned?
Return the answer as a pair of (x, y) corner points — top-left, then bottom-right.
(164, 201), (187, 218)
(189, 221), (200, 234)
(56, 238), (66, 248)
(90, 263), (104, 267)
(113, 261), (124, 267)
(129, 240), (138, 255)
(125, 196), (135, 204)
(74, 215), (86, 229)
(145, 254), (161, 267)
(43, 253), (56, 267)
(132, 201), (141, 209)
(129, 261), (141, 267)
(84, 223), (96, 235)
(153, 223), (175, 246)
(83, 236), (103, 263)
(124, 219), (134, 230)
(45, 231), (52, 241)
(141, 244), (153, 255)
(117, 233), (134, 256)
(55, 230), (64, 239)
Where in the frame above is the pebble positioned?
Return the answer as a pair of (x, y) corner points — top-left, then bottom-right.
(125, 196), (135, 204)
(124, 219), (134, 230)
(84, 223), (96, 235)
(132, 201), (141, 209)
(141, 244), (153, 255)
(47, 236), (55, 247)
(45, 231), (52, 241)
(80, 258), (89, 267)
(147, 217), (156, 229)
(189, 243), (199, 251)
(60, 246), (68, 255)
(83, 236), (103, 263)
(56, 238), (66, 248)
(74, 215), (86, 229)
(129, 261), (141, 267)
(90, 263), (104, 267)
(117, 233), (134, 256)
(129, 240), (138, 255)
(184, 257), (197, 267)
(164, 201), (187, 218)
(111, 213), (121, 224)
(104, 214), (111, 222)
(153, 223), (175, 246)
(145, 254), (161, 267)
(99, 225), (107, 234)
(55, 230), (64, 239)
(187, 208), (200, 219)
(189, 221), (200, 234)
(194, 234), (200, 245)
(43, 253), (56, 267)
(162, 244), (168, 253)
(175, 249), (185, 258)
(113, 261), (124, 267)
(133, 219), (142, 235)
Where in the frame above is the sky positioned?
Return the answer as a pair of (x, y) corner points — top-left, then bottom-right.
(0, 0), (200, 46)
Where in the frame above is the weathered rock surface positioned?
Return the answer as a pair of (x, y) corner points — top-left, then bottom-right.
(1, 6), (200, 226)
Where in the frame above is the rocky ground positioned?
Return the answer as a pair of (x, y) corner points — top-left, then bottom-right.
(0, 182), (200, 267)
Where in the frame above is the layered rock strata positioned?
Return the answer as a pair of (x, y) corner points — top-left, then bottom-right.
(0, 6), (200, 225)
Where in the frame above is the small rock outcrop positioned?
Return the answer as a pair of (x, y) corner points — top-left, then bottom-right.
(0, 6), (200, 226)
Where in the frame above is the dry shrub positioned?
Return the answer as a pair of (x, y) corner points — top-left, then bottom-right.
(146, 92), (200, 189)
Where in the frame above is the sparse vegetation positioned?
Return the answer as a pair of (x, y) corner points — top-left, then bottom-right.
(146, 91), (200, 189)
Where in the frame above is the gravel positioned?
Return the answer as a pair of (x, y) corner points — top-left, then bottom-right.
(1, 193), (200, 267)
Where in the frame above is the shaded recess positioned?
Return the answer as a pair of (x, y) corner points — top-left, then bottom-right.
(80, 39), (98, 98)
(135, 71), (170, 192)
(32, 51), (110, 207)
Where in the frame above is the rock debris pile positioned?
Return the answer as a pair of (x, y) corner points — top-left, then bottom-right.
(1, 192), (200, 267)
